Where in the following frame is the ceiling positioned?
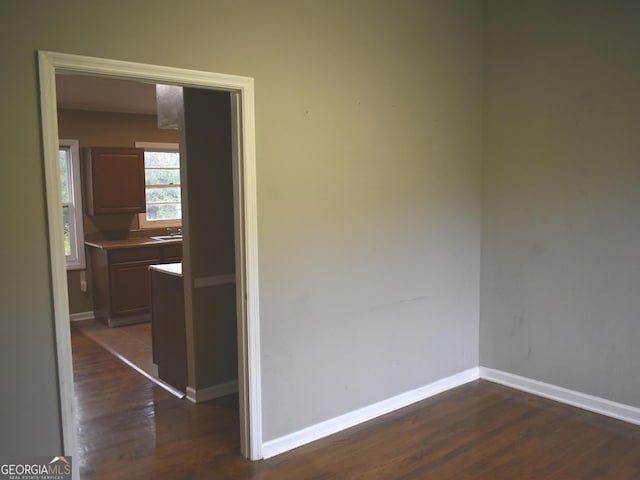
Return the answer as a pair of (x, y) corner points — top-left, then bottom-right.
(56, 74), (158, 115)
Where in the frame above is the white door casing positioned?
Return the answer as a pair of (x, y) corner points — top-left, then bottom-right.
(37, 51), (263, 472)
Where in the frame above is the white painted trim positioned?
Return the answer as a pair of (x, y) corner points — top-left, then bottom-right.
(261, 367), (480, 459)
(134, 141), (182, 229)
(186, 380), (239, 403)
(59, 139), (86, 270)
(231, 86), (263, 460)
(193, 274), (236, 288)
(38, 50), (262, 466)
(479, 367), (640, 426)
(69, 311), (94, 322)
(38, 54), (77, 478)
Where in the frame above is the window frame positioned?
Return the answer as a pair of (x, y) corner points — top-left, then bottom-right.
(59, 139), (86, 270)
(135, 142), (182, 229)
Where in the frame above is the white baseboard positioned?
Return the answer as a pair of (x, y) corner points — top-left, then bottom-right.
(69, 311), (94, 322)
(261, 367), (480, 459)
(261, 366), (640, 460)
(186, 379), (239, 403)
(479, 367), (640, 426)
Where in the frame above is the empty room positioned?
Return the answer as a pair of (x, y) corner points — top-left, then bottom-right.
(1, 0), (639, 478)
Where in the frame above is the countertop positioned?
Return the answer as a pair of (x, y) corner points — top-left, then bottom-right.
(85, 236), (182, 250)
(149, 263), (183, 277)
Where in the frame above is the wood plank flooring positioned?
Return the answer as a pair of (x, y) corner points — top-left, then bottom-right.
(74, 320), (184, 397)
(75, 320), (155, 377)
(71, 325), (640, 479)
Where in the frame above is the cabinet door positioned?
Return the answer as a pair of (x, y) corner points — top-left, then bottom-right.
(85, 147), (146, 215)
(109, 261), (155, 317)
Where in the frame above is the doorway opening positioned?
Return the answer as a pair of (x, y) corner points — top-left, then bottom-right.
(38, 51), (263, 466)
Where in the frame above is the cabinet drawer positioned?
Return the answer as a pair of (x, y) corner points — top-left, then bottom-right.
(109, 247), (162, 263)
(162, 244), (183, 260)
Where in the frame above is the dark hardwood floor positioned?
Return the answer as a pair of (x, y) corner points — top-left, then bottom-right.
(71, 325), (640, 479)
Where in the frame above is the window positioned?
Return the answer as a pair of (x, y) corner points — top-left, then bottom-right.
(135, 142), (181, 228)
(59, 139), (85, 270)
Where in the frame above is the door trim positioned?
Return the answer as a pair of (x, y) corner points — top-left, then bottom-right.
(38, 51), (263, 462)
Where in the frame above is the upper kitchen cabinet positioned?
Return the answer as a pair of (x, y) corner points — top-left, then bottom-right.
(84, 147), (146, 215)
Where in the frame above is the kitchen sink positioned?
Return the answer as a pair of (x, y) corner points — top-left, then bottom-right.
(151, 235), (182, 241)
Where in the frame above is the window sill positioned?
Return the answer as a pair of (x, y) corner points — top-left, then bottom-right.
(138, 213), (182, 229)
(66, 262), (86, 271)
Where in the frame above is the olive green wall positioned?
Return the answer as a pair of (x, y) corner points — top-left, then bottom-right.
(57, 108), (179, 315)
(0, 0), (482, 454)
(481, 0), (640, 407)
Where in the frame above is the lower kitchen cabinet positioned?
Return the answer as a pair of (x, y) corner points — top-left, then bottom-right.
(110, 260), (158, 318)
(87, 241), (182, 327)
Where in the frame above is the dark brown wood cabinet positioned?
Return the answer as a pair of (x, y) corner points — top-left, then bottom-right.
(84, 147), (146, 215)
(88, 242), (183, 327)
(110, 261), (157, 317)
(150, 265), (187, 393)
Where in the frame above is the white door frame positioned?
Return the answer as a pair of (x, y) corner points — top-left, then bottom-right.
(38, 51), (263, 465)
